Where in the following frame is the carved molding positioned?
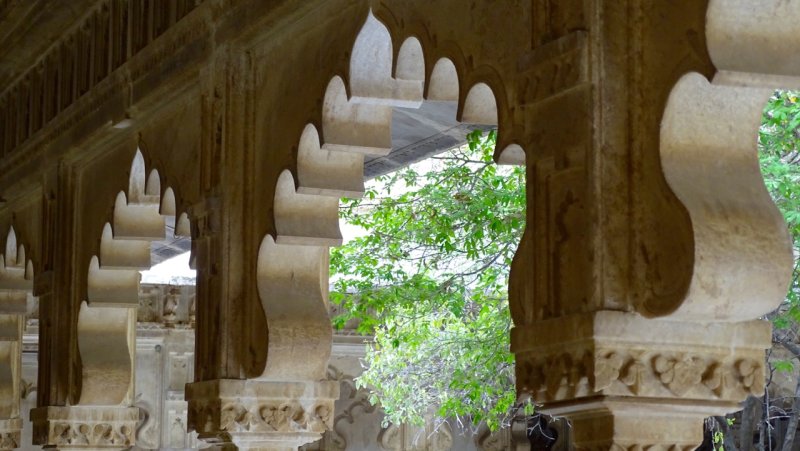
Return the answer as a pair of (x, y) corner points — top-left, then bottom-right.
(187, 379), (339, 449)
(0, 419), (21, 451)
(513, 311), (770, 407)
(30, 406), (138, 449)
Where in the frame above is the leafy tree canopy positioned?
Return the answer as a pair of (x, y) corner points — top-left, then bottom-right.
(761, 92), (800, 333)
(330, 130), (526, 431)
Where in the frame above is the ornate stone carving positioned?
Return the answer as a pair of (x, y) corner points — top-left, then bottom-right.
(515, 312), (769, 402)
(31, 406), (138, 449)
(0, 419), (21, 451)
(515, 311), (771, 448)
(187, 379), (338, 450)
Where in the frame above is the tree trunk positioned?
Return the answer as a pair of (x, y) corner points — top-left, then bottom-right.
(740, 396), (761, 451)
(780, 376), (800, 451)
(715, 416), (739, 451)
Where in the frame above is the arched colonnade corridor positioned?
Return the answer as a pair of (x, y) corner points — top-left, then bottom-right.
(0, 0), (795, 449)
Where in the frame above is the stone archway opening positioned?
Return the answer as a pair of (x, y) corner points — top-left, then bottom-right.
(256, 11), (531, 451)
(51, 148), (199, 450)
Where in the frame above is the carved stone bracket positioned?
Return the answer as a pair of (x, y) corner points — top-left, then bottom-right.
(0, 419), (21, 450)
(30, 406), (138, 449)
(512, 311), (770, 448)
(186, 379), (339, 450)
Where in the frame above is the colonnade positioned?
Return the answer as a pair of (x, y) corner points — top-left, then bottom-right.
(0, 0), (795, 449)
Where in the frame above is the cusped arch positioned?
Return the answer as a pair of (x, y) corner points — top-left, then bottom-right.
(496, 143), (526, 166)
(259, 11), (522, 386)
(426, 58), (460, 102)
(297, 123), (365, 198)
(0, 226), (34, 294)
(274, 169), (341, 246)
(658, 72), (793, 320)
(322, 76), (393, 156)
(349, 12), (423, 107)
(461, 82), (498, 126)
(395, 37), (425, 82)
(78, 149), (193, 406)
(0, 225), (33, 432)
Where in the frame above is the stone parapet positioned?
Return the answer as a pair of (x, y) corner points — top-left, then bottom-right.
(30, 406), (138, 450)
(187, 379), (340, 451)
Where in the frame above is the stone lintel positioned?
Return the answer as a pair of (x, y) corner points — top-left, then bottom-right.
(512, 311), (771, 449)
(0, 418), (21, 450)
(30, 406), (138, 450)
(186, 379), (339, 451)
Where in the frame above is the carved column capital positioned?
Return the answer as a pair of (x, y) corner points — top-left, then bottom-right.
(0, 419), (21, 450)
(30, 406), (138, 450)
(513, 311), (770, 448)
(186, 379), (339, 450)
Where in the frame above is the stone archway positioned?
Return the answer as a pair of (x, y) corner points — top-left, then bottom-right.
(32, 148), (193, 450)
(0, 226), (34, 450)
(189, 10), (526, 451)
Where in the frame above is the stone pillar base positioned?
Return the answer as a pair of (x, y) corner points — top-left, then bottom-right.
(30, 406), (138, 450)
(0, 418), (21, 450)
(187, 379), (339, 451)
(548, 398), (724, 449)
(512, 311), (771, 449)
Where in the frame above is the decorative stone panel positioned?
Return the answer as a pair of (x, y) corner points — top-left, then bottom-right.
(187, 379), (339, 450)
(513, 311), (771, 448)
(30, 406), (138, 449)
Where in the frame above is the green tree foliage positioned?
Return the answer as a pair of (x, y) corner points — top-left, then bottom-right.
(760, 92), (800, 331)
(330, 130), (526, 431)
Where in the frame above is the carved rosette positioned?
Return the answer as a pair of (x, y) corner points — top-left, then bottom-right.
(186, 379), (339, 450)
(30, 406), (138, 449)
(0, 419), (21, 450)
(512, 311), (770, 449)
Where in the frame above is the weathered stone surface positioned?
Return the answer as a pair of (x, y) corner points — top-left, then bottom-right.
(0, 0), (794, 449)
(187, 379), (339, 450)
(30, 406), (138, 450)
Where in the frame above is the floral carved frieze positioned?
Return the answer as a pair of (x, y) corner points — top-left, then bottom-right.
(519, 347), (765, 403)
(30, 406), (138, 449)
(51, 422), (133, 448)
(190, 400), (333, 434)
(186, 379), (339, 449)
(0, 419), (21, 451)
(512, 312), (770, 407)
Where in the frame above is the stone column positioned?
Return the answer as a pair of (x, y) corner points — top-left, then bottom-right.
(510, 1), (794, 448)
(185, 49), (338, 451)
(32, 153), (149, 450)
